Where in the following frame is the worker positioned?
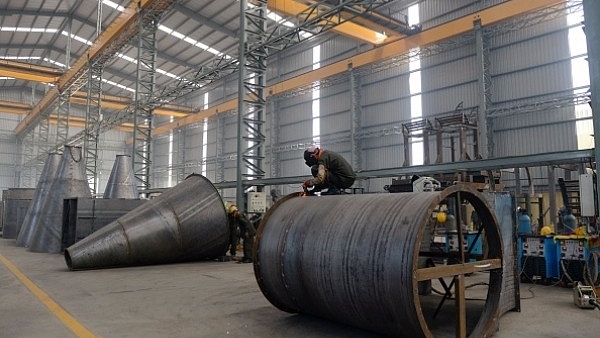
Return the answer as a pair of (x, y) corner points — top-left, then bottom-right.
(227, 205), (255, 263)
(302, 146), (356, 195)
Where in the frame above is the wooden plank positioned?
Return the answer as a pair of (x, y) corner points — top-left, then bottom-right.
(414, 258), (501, 281)
(456, 274), (467, 338)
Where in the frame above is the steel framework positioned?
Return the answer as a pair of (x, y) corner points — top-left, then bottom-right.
(84, 60), (103, 194)
(132, 12), (158, 194)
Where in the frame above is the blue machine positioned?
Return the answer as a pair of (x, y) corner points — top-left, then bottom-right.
(555, 237), (597, 284)
(519, 235), (559, 283)
(445, 231), (483, 261)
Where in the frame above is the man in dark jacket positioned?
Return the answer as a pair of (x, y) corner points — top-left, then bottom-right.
(302, 146), (356, 195)
(227, 205), (255, 263)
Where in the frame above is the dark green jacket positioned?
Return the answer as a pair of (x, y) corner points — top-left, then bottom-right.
(309, 150), (356, 189)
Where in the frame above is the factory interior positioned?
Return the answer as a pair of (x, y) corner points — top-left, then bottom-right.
(1, 0), (600, 337)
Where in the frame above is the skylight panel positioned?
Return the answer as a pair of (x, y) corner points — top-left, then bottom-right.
(102, 0), (125, 12)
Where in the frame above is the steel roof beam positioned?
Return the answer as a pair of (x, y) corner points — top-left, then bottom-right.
(173, 3), (237, 38)
(0, 9), (96, 28)
(14, 0), (176, 137)
(0, 100), (30, 114)
(0, 59), (62, 83)
(151, 0), (565, 138)
(267, 0), (393, 45)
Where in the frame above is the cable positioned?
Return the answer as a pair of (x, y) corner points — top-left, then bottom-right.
(589, 298), (600, 311)
(584, 251), (599, 286)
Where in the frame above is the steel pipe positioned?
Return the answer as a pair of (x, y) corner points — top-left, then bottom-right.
(254, 185), (503, 338)
(65, 174), (229, 270)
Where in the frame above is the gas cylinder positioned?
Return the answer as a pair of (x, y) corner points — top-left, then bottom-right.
(518, 210), (531, 234)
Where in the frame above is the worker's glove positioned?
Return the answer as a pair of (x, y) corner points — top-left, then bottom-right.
(303, 179), (313, 188)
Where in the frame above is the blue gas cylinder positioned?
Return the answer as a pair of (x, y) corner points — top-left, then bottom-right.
(518, 211), (531, 234)
(563, 213), (577, 231)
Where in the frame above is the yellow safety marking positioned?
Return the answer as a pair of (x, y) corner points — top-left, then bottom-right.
(0, 253), (98, 338)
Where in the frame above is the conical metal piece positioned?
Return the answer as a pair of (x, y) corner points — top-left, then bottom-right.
(28, 146), (92, 253)
(103, 155), (138, 199)
(64, 174), (229, 270)
(16, 153), (63, 247)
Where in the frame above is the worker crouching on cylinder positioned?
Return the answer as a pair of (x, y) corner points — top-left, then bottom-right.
(302, 146), (356, 195)
(227, 205), (256, 263)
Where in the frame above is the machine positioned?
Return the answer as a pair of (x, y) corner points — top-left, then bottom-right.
(519, 235), (560, 284)
(573, 281), (600, 310)
(556, 237), (598, 285)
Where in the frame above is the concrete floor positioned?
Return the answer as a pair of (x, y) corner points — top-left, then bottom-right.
(1, 237), (599, 338)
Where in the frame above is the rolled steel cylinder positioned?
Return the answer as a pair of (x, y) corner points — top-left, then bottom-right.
(254, 185), (503, 338)
(65, 174), (229, 270)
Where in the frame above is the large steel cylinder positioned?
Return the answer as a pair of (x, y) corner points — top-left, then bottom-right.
(65, 174), (229, 270)
(16, 152), (62, 247)
(29, 146), (92, 253)
(254, 185), (503, 338)
(103, 155), (138, 199)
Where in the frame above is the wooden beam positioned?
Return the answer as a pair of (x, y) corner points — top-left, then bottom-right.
(414, 258), (501, 281)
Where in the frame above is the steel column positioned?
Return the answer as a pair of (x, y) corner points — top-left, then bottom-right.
(217, 113), (225, 184)
(548, 166), (557, 226)
(56, 91), (70, 147)
(350, 65), (362, 178)
(475, 20), (492, 158)
(244, 0), (267, 186)
(132, 11), (158, 195)
(20, 131), (35, 188)
(176, 128), (185, 184)
(38, 116), (52, 162)
(84, 59), (103, 195)
(236, 0), (248, 212)
(269, 99), (281, 179)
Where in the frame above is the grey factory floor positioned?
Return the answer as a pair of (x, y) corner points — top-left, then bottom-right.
(1, 237), (599, 338)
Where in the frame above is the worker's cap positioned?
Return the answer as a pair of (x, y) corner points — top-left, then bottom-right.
(305, 146), (319, 154)
(228, 205), (238, 213)
(304, 146), (319, 166)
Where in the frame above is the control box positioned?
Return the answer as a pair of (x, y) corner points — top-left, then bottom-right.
(558, 238), (589, 261)
(519, 235), (559, 282)
(445, 231), (483, 260)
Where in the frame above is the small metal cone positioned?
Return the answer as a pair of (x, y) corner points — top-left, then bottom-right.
(104, 155), (138, 199)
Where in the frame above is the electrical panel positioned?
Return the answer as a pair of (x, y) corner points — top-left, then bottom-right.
(558, 239), (588, 261)
(519, 235), (560, 282)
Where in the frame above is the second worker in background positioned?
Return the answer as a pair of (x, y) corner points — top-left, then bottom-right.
(227, 205), (256, 263)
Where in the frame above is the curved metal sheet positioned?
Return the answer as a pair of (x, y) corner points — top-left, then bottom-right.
(64, 174), (229, 270)
(103, 155), (138, 199)
(16, 152), (63, 247)
(28, 146), (92, 253)
(254, 185), (503, 338)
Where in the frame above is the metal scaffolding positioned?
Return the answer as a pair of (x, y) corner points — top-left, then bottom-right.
(19, 131), (35, 188)
(237, 0), (268, 211)
(84, 60), (103, 195)
(56, 91), (70, 150)
(132, 12), (158, 195)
